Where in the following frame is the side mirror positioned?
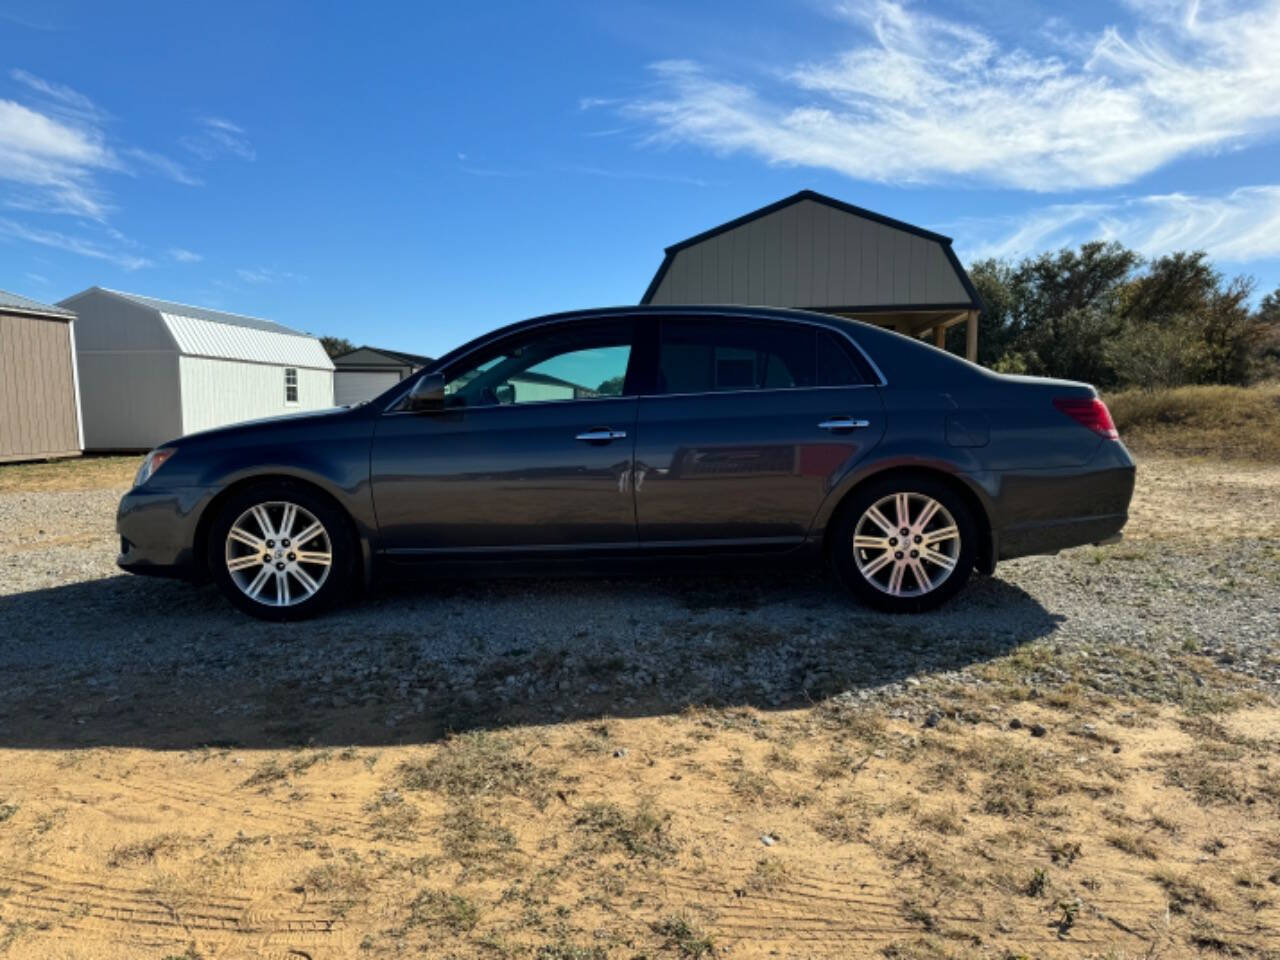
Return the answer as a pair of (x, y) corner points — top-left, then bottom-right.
(493, 382), (515, 405)
(406, 372), (446, 413)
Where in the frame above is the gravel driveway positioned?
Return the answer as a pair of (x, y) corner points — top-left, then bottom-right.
(1, 463), (1277, 752)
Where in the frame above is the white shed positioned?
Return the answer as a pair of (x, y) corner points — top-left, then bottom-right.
(58, 287), (335, 451)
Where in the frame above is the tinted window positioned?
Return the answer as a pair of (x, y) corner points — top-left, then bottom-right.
(656, 320), (864, 394)
(444, 320), (632, 408)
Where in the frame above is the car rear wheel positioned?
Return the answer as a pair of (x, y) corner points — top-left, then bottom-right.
(207, 482), (354, 621)
(830, 475), (976, 613)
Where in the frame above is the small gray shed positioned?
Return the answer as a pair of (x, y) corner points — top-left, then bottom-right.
(59, 287), (335, 451)
(332, 346), (433, 406)
(0, 290), (84, 463)
(642, 190), (984, 359)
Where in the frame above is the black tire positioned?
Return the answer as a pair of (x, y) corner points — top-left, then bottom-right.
(829, 473), (977, 614)
(206, 480), (355, 621)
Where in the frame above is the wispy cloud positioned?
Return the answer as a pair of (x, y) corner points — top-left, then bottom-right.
(0, 217), (152, 270)
(956, 185), (1280, 263)
(611, 0), (1280, 191)
(181, 116), (255, 161)
(10, 68), (100, 119)
(169, 247), (202, 263)
(0, 95), (117, 217)
(126, 147), (202, 186)
(561, 164), (710, 187)
(236, 267), (300, 284)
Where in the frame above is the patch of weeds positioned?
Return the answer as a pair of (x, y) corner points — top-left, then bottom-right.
(369, 802), (420, 842)
(917, 805), (964, 836)
(881, 937), (966, 960)
(729, 766), (776, 805)
(901, 899), (937, 932)
(764, 747), (799, 771)
(1048, 840), (1082, 866)
(160, 947), (203, 960)
(440, 805), (518, 870)
(1162, 752), (1247, 806)
(573, 801), (676, 861)
(0, 802), (17, 824)
(652, 913), (714, 958)
(1107, 831), (1161, 860)
(974, 741), (1069, 816)
(812, 796), (866, 843)
(1025, 867), (1048, 897)
(1055, 897), (1081, 938)
(301, 860), (370, 914)
(738, 857), (789, 895)
(534, 944), (608, 960)
(1152, 869), (1217, 914)
(400, 732), (553, 806)
(241, 758), (288, 789)
(107, 833), (187, 868)
(407, 889), (480, 934)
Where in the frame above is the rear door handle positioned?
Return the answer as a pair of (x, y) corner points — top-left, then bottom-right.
(576, 428), (627, 443)
(818, 417), (870, 431)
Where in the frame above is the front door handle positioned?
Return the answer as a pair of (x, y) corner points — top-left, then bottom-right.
(818, 417), (870, 431)
(576, 428), (627, 443)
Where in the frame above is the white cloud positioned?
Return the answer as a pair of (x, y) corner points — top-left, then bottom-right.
(0, 217), (152, 270)
(169, 247), (202, 263)
(182, 116), (255, 161)
(0, 97), (117, 217)
(126, 147), (202, 186)
(236, 267), (300, 284)
(10, 68), (100, 118)
(616, 0), (1280, 191)
(956, 185), (1280, 262)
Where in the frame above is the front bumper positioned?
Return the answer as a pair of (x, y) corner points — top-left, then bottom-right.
(116, 486), (214, 580)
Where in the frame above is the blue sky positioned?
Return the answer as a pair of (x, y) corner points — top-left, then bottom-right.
(3, 0), (1279, 356)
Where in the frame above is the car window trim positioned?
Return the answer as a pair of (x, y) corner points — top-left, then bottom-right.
(381, 311), (886, 414)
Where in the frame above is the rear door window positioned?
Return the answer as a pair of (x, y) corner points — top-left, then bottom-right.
(656, 319), (865, 394)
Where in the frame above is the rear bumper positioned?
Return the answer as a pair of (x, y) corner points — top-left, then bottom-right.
(993, 441), (1136, 561)
(116, 486), (212, 580)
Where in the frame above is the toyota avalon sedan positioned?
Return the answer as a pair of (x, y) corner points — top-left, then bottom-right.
(117, 306), (1135, 620)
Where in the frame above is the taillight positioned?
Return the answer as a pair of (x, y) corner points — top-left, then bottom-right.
(1053, 397), (1119, 439)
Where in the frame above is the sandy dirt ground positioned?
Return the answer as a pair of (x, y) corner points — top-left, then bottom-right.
(0, 456), (1278, 959)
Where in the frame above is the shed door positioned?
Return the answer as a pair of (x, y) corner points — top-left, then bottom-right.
(336, 371), (400, 406)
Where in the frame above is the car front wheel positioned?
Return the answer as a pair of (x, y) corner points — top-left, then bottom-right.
(830, 475), (976, 613)
(207, 481), (354, 621)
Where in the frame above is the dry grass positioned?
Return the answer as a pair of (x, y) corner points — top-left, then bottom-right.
(0, 454), (138, 493)
(1108, 382), (1280, 461)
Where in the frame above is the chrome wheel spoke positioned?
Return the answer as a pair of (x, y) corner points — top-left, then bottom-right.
(276, 570), (291, 605)
(228, 526), (262, 550)
(922, 525), (958, 546)
(914, 499), (940, 531)
(887, 562), (907, 595)
(921, 547), (956, 570)
(864, 505), (895, 536)
(853, 534), (891, 550)
(894, 493), (911, 530)
(295, 550), (331, 566)
(861, 551), (895, 577)
(279, 503), (298, 539)
(227, 553), (264, 572)
(293, 521), (324, 546)
(291, 566), (321, 595)
(245, 566), (272, 599)
(251, 505), (276, 540)
(908, 558), (932, 592)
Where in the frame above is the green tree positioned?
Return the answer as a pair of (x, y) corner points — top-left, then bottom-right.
(319, 335), (355, 358)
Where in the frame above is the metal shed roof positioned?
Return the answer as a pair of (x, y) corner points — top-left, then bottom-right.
(0, 289), (76, 320)
(57, 287), (333, 370)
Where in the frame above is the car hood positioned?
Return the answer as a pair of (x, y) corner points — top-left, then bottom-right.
(169, 406), (354, 447)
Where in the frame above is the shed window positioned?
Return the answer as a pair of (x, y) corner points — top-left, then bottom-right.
(284, 368), (299, 404)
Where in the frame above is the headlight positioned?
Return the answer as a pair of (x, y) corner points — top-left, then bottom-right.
(134, 448), (176, 487)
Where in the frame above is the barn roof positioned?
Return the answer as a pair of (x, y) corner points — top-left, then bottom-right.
(641, 189), (982, 313)
(58, 287), (334, 370)
(0, 288), (76, 320)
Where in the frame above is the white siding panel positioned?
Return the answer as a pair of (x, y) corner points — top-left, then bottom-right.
(180, 357), (334, 435)
(163, 314), (334, 369)
(77, 352), (182, 450)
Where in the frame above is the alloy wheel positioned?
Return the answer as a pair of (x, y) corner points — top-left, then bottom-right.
(852, 492), (960, 597)
(224, 500), (332, 607)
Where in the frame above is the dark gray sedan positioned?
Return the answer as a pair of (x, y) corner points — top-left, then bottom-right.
(118, 306), (1135, 619)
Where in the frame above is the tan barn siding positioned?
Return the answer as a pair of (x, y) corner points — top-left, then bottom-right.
(647, 197), (972, 309)
(0, 311), (82, 461)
